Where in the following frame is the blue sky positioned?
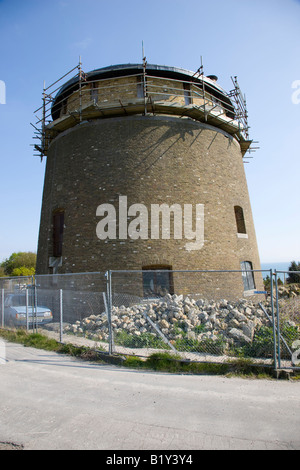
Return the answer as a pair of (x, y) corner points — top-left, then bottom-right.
(0, 0), (299, 264)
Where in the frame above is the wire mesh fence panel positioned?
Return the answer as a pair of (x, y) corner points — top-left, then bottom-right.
(110, 270), (276, 363)
(275, 271), (300, 368)
(35, 272), (108, 349)
(0, 276), (33, 292)
(1, 269), (298, 370)
(0, 277), (35, 330)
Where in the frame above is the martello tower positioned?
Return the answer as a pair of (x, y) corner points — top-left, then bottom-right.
(33, 58), (263, 298)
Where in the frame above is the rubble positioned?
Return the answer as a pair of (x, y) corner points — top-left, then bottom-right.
(64, 294), (274, 352)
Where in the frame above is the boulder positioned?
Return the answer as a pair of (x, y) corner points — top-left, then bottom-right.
(228, 328), (252, 345)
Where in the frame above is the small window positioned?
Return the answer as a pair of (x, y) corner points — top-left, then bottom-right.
(61, 99), (68, 116)
(183, 82), (192, 105)
(90, 82), (98, 103)
(142, 265), (174, 297)
(241, 261), (255, 291)
(212, 97), (223, 115)
(234, 206), (247, 234)
(53, 210), (64, 257)
(137, 76), (144, 98)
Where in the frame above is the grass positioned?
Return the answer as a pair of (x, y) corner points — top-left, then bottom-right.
(0, 328), (104, 362)
(0, 328), (297, 379)
(122, 352), (277, 378)
(112, 324), (300, 360)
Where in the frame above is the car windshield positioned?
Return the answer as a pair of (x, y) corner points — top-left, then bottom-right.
(5, 294), (26, 307)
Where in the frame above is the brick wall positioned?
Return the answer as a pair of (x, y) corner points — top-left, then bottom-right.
(36, 115), (263, 298)
(60, 75), (215, 116)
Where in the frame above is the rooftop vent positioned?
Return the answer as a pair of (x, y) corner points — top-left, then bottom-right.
(207, 75), (218, 82)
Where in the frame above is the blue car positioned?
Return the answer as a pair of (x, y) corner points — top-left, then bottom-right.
(4, 293), (53, 327)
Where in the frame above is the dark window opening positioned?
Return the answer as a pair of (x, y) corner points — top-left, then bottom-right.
(90, 82), (98, 103)
(61, 99), (68, 116)
(234, 206), (247, 234)
(137, 76), (144, 98)
(183, 82), (192, 105)
(142, 265), (174, 297)
(241, 261), (255, 291)
(53, 210), (64, 258)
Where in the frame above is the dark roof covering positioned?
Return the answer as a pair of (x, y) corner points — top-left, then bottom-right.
(52, 63), (234, 119)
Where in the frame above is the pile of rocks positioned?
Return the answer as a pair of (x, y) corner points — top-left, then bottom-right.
(277, 284), (300, 299)
(64, 293), (273, 350)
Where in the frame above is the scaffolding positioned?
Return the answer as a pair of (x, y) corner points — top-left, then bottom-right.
(32, 57), (257, 161)
(31, 59), (84, 161)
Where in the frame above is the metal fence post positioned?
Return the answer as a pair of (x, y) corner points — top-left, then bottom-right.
(59, 289), (63, 343)
(269, 269), (277, 370)
(274, 270), (281, 369)
(26, 288), (29, 332)
(105, 270), (114, 355)
(34, 278), (38, 334)
(1, 289), (4, 328)
(31, 274), (35, 332)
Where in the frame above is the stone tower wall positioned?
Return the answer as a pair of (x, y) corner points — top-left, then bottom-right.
(36, 114), (263, 298)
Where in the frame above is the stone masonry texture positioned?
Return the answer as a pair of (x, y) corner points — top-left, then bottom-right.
(36, 114), (263, 298)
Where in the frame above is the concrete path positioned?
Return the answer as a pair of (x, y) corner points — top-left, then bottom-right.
(0, 340), (299, 450)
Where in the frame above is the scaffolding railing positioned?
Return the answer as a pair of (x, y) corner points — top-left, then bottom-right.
(32, 57), (256, 161)
(31, 60), (83, 161)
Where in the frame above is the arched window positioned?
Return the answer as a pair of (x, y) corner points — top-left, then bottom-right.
(142, 265), (174, 297)
(234, 206), (247, 234)
(241, 261), (255, 291)
(53, 209), (65, 257)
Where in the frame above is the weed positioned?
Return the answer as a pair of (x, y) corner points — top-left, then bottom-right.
(145, 352), (182, 372)
(114, 330), (169, 350)
(0, 328), (103, 361)
(0, 328), (282, 379)
(123, 355), (145, 369)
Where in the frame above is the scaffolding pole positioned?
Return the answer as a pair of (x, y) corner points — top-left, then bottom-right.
(79, 56), (83, 123)
(31, 59), (84, 161)
(142, 41), (148, 116)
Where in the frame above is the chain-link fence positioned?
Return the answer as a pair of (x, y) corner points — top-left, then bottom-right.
(34, 272), (108, 347)
(0, 269), (299, 371)
(108, 270), (272, 364)
(0, 276), (34, 329)
(273, 271), (300, 370)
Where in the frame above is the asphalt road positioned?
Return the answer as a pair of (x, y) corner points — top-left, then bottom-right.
(0, 340), (299, 451)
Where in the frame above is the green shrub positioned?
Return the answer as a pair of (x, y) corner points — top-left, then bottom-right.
(145, 352), (182, 371)
(175, 336), (227, 355)
(23, 333), (60, 351)
(123, 356), (145, 368)
(114, 330), (169, 350)
(235, 326), (275, 359)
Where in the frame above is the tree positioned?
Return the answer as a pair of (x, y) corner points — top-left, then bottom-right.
(263, 275), (271, 290)
(287, 261), (300, 284)
(264, 274), (283, 290)
(1, 252), (36, 276)
(11, 266), (36, 277)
